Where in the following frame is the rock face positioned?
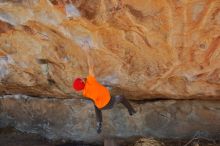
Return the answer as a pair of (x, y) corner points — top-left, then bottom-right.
(0, 95), (220, 142)
(0, 0), (220, 143)
(0, 0), (219, 99)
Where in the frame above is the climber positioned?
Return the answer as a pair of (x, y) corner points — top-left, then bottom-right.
(72, 42), (136, 134)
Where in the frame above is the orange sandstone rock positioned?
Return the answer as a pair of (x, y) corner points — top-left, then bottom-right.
(0, 0), (219, 100)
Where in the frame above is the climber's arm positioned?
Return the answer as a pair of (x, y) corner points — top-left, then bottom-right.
(85, 52), (95, 76)
(82, 43), (95, 76)
(94, 105), (102, 133)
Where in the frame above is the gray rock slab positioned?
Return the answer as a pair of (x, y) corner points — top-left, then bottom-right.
(0, 95), (220, 143)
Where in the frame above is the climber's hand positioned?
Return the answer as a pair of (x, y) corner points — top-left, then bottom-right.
(96, 122), (102, 134)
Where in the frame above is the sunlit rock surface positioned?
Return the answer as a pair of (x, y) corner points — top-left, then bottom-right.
(0, 0), (219, 99)
(0, 95), (220, 142)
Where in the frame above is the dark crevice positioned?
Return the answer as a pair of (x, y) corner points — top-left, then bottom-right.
(0, 94), (220, 105)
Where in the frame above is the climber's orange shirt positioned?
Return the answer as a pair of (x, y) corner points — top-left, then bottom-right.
(83, 75), (111, 109)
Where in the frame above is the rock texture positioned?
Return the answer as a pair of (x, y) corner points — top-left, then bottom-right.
(134, 138), (165, 146)
(0, 95), (220, 142)
(0, 0), (219, 99)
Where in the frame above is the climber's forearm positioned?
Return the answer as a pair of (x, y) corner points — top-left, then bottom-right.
(88, 57), (94, 76)
(84, 48), (95, 76)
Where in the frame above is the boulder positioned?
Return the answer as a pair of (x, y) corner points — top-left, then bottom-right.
(0, 0), (220, 143)
(0, 95), (219, 142)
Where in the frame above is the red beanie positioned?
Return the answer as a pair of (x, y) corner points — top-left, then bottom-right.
(73, 78), (85, 91)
